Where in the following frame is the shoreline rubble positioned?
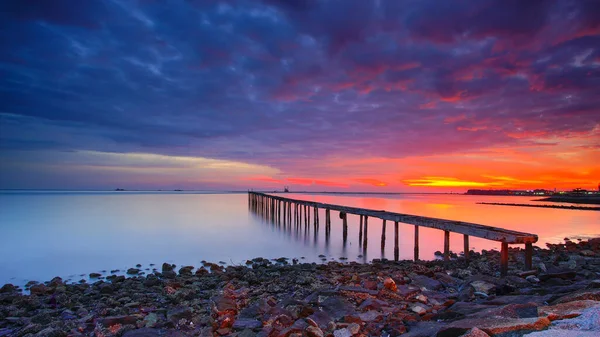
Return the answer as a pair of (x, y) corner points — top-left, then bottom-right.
(1, 238), (599, 337)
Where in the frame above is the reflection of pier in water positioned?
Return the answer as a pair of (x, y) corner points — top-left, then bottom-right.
(248, 192), (539, 276)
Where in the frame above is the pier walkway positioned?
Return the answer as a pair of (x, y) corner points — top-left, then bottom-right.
(248, 192), (538, 276)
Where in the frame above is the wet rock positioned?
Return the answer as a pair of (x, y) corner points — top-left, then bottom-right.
(127, 268), (141, 275)
(144, 313), (159, 328)
(0, 284), (16, 293)
(438, 317), (551, 336)
(167, 306), (193, 323)
(320, 296), (355, 320)
(470, 280), (496, 295)
(89, 273), (102, 278)
(410, 274), (442, 291)
(526, 275), (540, 284)
(552, 289), (600, 304)
(34, 327), (67, 337)
(539, 270), (576, 281)
(29, 284), (48, 295)
(178, 266), (194, 276)
(97, 315), (142, 327)
(162, 263), (175, 272)
(410, 303), (429, 315)
(233, 318), (262, 330)
(539, 300), (600, 321)
(459, 327), (490, 337)
(306, 325), (324, 337)
(383, 277), (397, 292)
(122, 328), (161, 337)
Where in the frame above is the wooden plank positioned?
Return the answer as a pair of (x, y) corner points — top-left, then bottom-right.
(253, 192), (537, 244)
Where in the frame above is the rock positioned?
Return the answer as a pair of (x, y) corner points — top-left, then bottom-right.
(162, 263), (175, 272)
(99, 283), (114, 294)
(127, 268), (140, 275)
(233, 319), (262, 330)
(523, 331), (598, 336)
(439, 317), (551, 336)
(410, 303), (429, 315)
(178, 266), (194, 276)
(34, 327), (66, 337)
(320, 296), (355, 320)
(29, 284), (48, 295)
(122, 328), (161, 337)
(550, 305), (600, 331)
(552, 290), (600, 304)
(144, 313), (159, 328)
(167, 306), (193, 322)
(0, 284), (16, 293)
(306, 326), (324, 337)
(470, 280), (496, 295)
(333, 328), (352, 337)
(539, 270), (576, 281)
(539, 300), (600, 321)
(357, 298), (388, 311)
(526, 275), (540, 284)
(416, 294), (428, 304)
(383, 277), (397, 292)
(410, 274), (443, 291)
(580, 250), (596, 257)
(89, 273), (102, 278)
(459, 327), (490, 337)
(212, 296), (237, 314)
(97, 315), (141, 327)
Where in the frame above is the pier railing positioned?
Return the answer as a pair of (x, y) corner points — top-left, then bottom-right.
(248, 192), (538, 276)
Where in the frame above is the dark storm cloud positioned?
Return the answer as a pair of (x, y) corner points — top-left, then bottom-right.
(0, 0), (599, 177)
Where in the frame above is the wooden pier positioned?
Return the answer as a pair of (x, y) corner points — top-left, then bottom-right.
(248, 192), (538, 276)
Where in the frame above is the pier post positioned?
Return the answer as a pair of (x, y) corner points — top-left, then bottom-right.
(359, 215), (363, 247)
(464, 234), (470, 262)
(325, 209), (330, 227)
(501, 242), (509, 277)
(342, 212), (348, 245)
(381, 220), (386, 252)
(525, 242), (533, 270)
(414, 225), (419, 261)
(444, 230), (450, 261)
(363, 216), (368, 250)
(394, 221), (399, 261)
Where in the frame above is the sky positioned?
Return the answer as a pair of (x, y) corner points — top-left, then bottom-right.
(0, 0), (599, 192)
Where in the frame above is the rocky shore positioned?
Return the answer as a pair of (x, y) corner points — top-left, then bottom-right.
(1, 239), (600, 337)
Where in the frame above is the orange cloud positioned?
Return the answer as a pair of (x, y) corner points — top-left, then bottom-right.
(354, 178), (388, 187)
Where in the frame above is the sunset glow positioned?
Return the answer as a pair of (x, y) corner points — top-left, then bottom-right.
(0, 1), (599, 192)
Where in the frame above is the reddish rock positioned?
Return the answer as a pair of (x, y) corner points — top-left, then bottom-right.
(539, 300), (600, 321)
(96, 315), (142, 327)
(306, 326), (324, 337)
(438, 317), (550, 336)
(383, 277), (397, 292)
(459, 327), (490, 337)
(553, 290), (600, 304)
(362, 280), (378, 291)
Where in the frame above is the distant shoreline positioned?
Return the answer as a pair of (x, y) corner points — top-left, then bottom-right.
(535, 195), (600, 205)
(478, 202), (600, 211)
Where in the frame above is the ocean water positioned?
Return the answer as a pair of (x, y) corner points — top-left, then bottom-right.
(0, 191), (598, 286)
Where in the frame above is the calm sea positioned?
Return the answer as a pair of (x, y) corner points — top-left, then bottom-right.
(1, 191), (598, 286)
